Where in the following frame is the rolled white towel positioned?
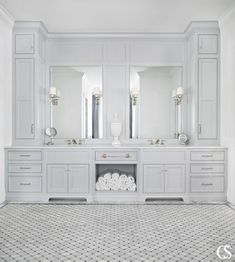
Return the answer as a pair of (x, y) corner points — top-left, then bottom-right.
(95, 182), (102, 191)
(127, 183), (137, 191)
(112, 172), (119, 181)
(98, 176), (105, 184)
(128, 176), (135, 184)
(119, 174), (127, 181)
(104, 172), (112, 181)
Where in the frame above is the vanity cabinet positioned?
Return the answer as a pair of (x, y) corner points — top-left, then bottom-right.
(143, 165), (185, 194)
(47, 164), (89, 193)
(6, 149), (43, 198)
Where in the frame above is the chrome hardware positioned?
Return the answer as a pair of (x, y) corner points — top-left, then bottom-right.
(201, 154), (213, 158)
(20, 167), (31, 170)
(198, 124), (202, 134)
(102, 154), (107, 158)
(201, 167), (213, 170)
(201, 183), (213, 186)
(126, 153), (130, 158)
(31, 124), (34, 134)
(19, 154), (31, 157)
(20, 183), (31, 186)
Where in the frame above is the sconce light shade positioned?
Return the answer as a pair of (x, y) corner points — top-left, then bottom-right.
(49, 87), (57, 96)
(176, 87), (184, 96)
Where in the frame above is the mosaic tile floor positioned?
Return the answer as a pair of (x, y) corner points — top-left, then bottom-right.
(0, 204), (235, 261)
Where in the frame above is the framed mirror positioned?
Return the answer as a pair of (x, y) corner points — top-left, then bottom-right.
(50, 66), (103, 139)
(129, 66), (183, 139)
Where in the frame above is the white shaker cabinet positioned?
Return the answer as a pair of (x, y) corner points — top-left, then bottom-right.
(47, 164), (89, 193)
(15, 58), (35, 139)
(143, 164), (185, 194)
(198, 34), (218, 54)
(198, 58), (218, 140)
(47, 165), (68, 193)
(15, 34), (34, 54)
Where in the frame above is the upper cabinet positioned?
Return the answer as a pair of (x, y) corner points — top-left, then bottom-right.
(15, 34), (35, 54)
(198, 34), (218, 54)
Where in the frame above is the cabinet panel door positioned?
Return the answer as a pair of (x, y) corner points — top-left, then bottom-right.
(69, 165), (89, 193)
(198, 59), (218, 139)
(15, 59), (35, 139)
(47, 165), (67, 193)
(15, 34), (34, 54)
(165, 165), (185, 193)
(16, 101), (34, 139)
(198, 35), (218, 54)
(15, 59), (34, 100)
(143, 165), (164, 193)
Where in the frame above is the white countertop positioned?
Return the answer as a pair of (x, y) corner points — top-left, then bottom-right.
(4, 144), (228, 149)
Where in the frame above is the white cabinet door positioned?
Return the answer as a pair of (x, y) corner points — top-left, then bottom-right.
(198, 35), (218, 54)
(165, 165), (185, 193)
(15, 34), (34, 54)
(198, 59), (218, 139)
(47, 165), (67, 193)
(69, 165), (89, 193)
(143, 165), (164, 193)
(15, 59), (35, 139)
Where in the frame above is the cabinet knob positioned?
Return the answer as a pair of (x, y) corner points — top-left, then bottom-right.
(102, 154), (107, 158)
(126, 153), (131, 158)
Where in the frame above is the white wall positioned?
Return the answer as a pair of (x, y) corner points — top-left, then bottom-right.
(0, 8), (13, 204)
(220, 6), (235, 205)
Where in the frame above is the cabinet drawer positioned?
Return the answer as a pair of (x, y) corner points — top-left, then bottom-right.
(190, 176), (224, 193)
(190, 164), (224, 173)
(8, 163), (42, 173)
(47, 151), (89, 164)
(141, 151), (185, 163)
(8, 151), (42, 161)
(190, 151), (224, 161)
(8, 176), (41, 192)
(96, 151), (137, 161)
(15, 34), (34, 54)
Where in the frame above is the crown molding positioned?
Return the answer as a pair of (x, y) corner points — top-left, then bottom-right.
(0, 4), (14, 27)
(219, 2), (235, 27)
(14, 21), (48, 38)
(184, 21), (219, 38)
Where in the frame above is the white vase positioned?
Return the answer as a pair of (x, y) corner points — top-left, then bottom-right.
(110, 113), (122, 146)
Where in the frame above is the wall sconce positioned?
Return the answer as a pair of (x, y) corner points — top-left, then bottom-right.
(92, 87), (102, 105)
(131, 88), (139, 106)
(49, 87), (61, 106)
(172, 87), (184, 105)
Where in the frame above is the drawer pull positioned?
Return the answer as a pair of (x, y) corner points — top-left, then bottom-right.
(102, 154), (131, 159)
(19, 167), (31, 170)
(201, 154), (213, 158)
(201, 183), (213, 186)
(201, 167), (214, 170)
(19, 155), (31, 157)
(20, 183), (31, 186)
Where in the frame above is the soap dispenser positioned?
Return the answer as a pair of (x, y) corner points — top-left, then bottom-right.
(110, 113), (122, 146)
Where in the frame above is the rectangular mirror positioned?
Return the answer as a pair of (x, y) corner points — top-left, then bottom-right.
(130, 66), (183, 139)
(50, 66), (103, 139)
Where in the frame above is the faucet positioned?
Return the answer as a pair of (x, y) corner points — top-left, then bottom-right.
(149, 138), (165, 145)
(66, 138), (82, 145)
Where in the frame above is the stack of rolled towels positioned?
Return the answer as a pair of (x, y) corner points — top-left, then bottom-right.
(96, 170), (136, 191)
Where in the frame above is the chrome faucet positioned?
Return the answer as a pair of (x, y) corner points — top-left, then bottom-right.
(149, 138), (165, 145)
